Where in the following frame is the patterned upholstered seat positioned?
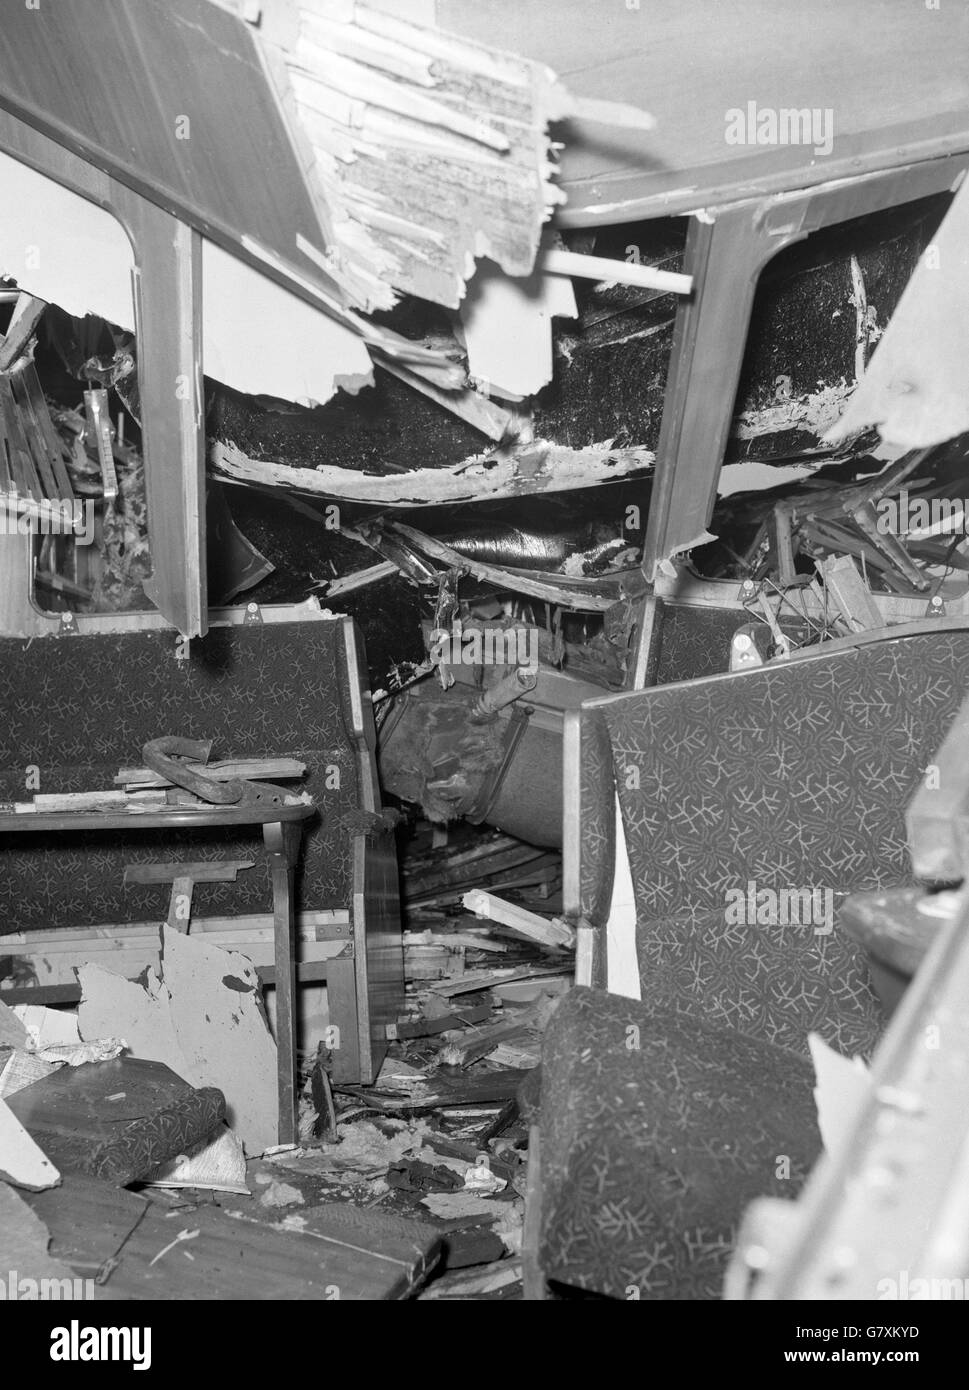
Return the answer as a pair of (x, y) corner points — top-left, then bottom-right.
(0, 622), (359, 927)
(576, 627), (969, 1055)
(0, 615), (402, 1083)
(540, 626), (969, 1297)
(537, 986), (821, 1299)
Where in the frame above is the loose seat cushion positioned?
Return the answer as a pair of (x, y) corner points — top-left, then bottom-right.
(539, 987), (821, 1300)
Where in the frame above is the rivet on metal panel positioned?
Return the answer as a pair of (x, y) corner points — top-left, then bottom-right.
(730, 629), (763, 672)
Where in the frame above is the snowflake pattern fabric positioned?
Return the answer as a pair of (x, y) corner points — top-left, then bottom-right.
(598, 631), (969, 1057)
(539, 987), (820, 1299)
(0, 621), (362, 928)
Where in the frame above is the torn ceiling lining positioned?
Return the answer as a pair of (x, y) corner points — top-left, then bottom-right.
(3, 0), (650, 413)
(211, 437), (654, 505)
(459, 252), (578, 401)
(256, 0), (576, 312)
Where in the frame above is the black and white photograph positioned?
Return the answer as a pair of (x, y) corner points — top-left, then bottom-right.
(0, 0), (967, 1348)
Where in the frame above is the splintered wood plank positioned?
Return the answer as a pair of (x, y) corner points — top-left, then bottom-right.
(8, 368), (58, 500)
(340, 1068), (529, 1114)
(462, 889), (575, 948)
(26, 1175), (441, 1300)
(280, 3), (574, 311)
(20, 362), (74, 501)
(0, 292), (45, 371)
(0, 374), (38, 499)
(116, 758), (306, 789)
(122, 860), (254, 885)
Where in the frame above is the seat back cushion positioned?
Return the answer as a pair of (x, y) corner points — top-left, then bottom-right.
(539, 987), (821, 1300)
(593, 629), (969, 1054)
(0, 620), (362, 928)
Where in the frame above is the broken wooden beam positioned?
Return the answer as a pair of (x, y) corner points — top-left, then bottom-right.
(123, 859), (255, 934)
(462, 890), (576, 949)
(325, 561), (399, 599)
(338, 1068), (528, 1113)
(115, 757), (305, 790)
(0, 292), (46, 372)
(122, 860), (254, 886)
(7, 790), (169, 814)
(817, 553), (885, 632)
(385, 1001), (493, 1041)
(432, 966), (571, 999)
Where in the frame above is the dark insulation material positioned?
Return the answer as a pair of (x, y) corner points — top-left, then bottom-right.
(209, 203), (945, 532)
(730, 194), (950, 461)
(209, 367), (483, 475)
(224, 486), (426, 689)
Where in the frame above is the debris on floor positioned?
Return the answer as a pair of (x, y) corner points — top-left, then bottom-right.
(78, 925), (278, 1156)
(18, 1171), (443, 1301)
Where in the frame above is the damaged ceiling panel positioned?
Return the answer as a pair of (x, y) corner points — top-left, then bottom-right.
(1, 0), (638, 416)
(0, 0), (341, 298)
(437, 0), (969, 222)
(250, 0), (576, 312)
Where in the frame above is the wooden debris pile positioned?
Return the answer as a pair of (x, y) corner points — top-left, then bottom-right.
(239, 820), (573, 1299)
(696, 432), (969, 662)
